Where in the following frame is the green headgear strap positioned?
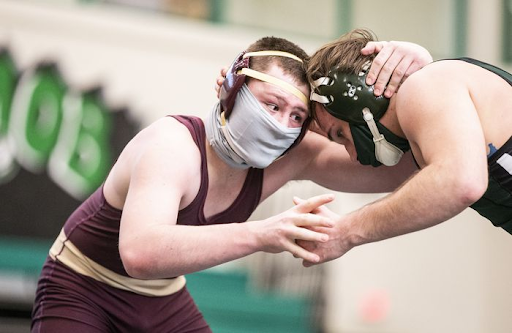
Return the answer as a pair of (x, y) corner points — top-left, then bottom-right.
(310, 64), (389, 124)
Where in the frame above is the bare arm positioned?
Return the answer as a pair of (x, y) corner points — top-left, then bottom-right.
(298, 65), (488, 265)
(117, 119), (334, 279)
(291, 130), (418, 193)
(359, 65), (488, 237)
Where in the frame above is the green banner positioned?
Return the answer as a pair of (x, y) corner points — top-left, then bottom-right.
(0, 47), (139, 239)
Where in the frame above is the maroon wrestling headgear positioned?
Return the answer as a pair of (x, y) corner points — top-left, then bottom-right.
(218, 50), (311, 152)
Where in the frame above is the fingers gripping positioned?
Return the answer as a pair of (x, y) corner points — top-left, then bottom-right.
(291, 224), (329, 242)
(263, 194), (335, 262)
(270, 225), (325, 263)
(361, 41), (387, 56)
(296, 238), (322, 266)
(293, 194), (334, 214)
(215, 67), (228, 97)
(372, 52), (403, 96)
(365, 41), (414, 97)
(365, 44), (393, 88)
(286, 241), (321, 263)
(384, 56), (414, 97)
(292, 195), (335, 228)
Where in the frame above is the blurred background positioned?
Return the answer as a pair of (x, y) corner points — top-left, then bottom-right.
(0, 0), (511, 332)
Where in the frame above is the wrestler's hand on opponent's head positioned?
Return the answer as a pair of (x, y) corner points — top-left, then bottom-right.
(215, 67), (228, 98)
(361, 40), (433, 98)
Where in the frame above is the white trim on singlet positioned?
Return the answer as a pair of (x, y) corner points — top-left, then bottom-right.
(497, 153), (512, 175)
(49, 229), (186, 297)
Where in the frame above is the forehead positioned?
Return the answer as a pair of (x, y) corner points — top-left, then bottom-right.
(267, 63), (308, 87)
(249, 63), (310, 93)
(314, 103), (345, 127)
(247, 63), (310, 110)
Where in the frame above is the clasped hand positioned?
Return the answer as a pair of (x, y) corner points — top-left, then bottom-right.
(250, 194), (337, 263)
(292, 196), (352, 267)
(252, 194), (351, 267)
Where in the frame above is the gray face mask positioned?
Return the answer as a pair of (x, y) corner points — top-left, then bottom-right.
(205, 84), (301, 169)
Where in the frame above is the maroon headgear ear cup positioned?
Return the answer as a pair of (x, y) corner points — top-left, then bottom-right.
(219, 51), (249, 118)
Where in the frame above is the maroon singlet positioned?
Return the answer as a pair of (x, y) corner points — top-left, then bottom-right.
(31, 115), (263, 332)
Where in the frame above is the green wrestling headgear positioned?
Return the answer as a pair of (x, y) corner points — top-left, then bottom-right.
(311, 63), (409, 167)
(310, 63), (389, 123)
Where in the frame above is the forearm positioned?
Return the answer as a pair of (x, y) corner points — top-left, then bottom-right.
(121, 222), (259, 279)
(297, 133), (418, 194)
(120, 193), (335, 278)
(322, 152), (418, 194)
(294, 167), (477, 267)
(345, 165), (482, 247)
(121, 194), (335, 278)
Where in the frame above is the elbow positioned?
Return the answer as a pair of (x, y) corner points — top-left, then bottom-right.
(119, 243), (155, 279)
(454, 176), (487, 207)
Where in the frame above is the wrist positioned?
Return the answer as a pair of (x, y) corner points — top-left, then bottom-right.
(343, 212), (372, 249)
(239, 221), (263, 253)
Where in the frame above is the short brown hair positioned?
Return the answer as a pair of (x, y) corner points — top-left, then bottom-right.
(246, 36), (309, 89)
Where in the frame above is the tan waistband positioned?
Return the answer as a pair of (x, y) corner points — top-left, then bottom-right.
(49, 229), (186, 297)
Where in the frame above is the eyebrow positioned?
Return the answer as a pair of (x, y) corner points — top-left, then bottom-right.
(274, 95), (309, 118)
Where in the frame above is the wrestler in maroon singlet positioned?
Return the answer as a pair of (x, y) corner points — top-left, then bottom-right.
(32, 115), (263, 333)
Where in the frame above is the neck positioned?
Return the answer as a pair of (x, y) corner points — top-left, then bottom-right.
(205, 138), (247, 182)
(380, 95), (406, 138)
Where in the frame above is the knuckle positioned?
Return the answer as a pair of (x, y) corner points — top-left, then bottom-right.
(386, 80), (398, 89)
(387, 41), (398, 48)
(276, 228), (285, 238)
(393, 68), (405, 77)
(280, 216), (291, 224)
(372, 57), (384, 67)
(381, 62), (395, 73)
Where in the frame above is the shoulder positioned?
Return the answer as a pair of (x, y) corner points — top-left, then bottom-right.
(398, 60), (472, 95)
(144, 116), (197, 140)
(393, 60), (479, 153)
(135, 117), (198, 153)
(396, 60), (472, 112)
(124, 116), (202, 179)
(104, 116), (203, 207)
(399, 61), (447, 92)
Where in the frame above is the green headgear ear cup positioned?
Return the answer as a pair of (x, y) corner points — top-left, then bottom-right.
(310, 66), (389, 124)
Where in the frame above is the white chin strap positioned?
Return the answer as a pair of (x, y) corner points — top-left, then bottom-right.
(362, 108), (404, 166)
